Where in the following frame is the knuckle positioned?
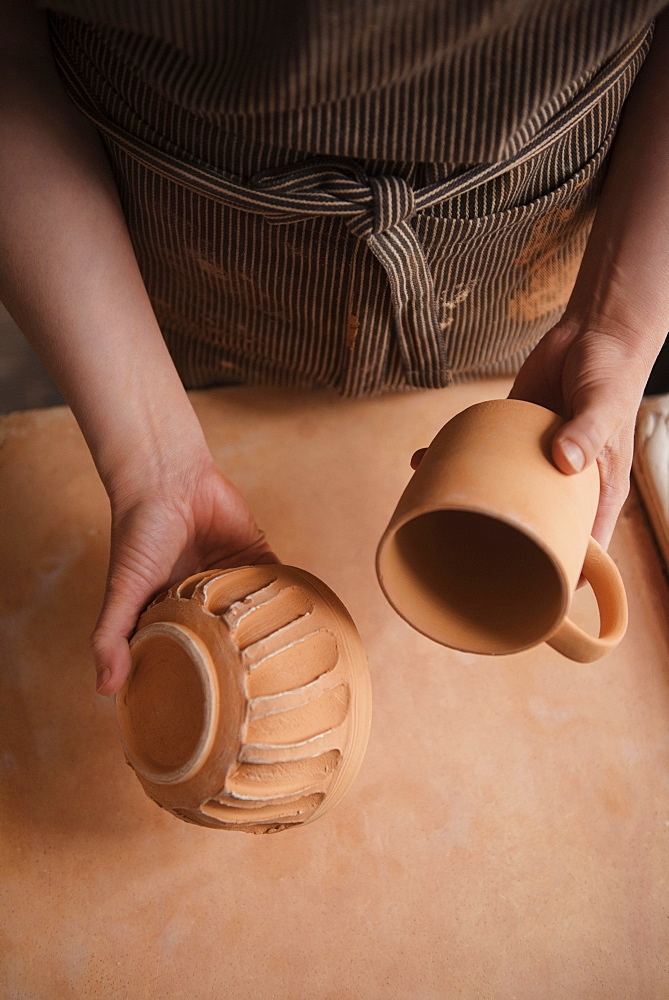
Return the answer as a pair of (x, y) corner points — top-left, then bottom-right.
(91, 623), (112, 648)
(575, 414), (615, 459)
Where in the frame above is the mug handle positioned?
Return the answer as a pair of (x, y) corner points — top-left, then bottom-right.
(546, 537), (628, 663)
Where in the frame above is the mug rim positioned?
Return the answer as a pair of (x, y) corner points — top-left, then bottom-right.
(375, 502), (572, 655)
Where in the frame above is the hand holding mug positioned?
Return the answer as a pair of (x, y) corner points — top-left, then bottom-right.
(376, 399), (628, 662)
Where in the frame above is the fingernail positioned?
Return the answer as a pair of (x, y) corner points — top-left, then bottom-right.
(560, 439), (585, 472)
(96, 667), (110, 693)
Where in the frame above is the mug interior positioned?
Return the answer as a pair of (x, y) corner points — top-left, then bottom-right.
(382, 509), (566, 654)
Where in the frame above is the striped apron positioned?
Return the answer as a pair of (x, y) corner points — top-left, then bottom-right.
(46, 6), (652, 398)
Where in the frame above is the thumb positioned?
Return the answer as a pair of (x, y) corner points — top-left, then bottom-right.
(551, 390), (620, 475)
(91, 567), (157, 697)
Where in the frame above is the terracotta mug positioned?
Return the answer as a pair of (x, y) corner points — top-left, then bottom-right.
(116, 564), (372, 834)
(376, 399), (628, 662)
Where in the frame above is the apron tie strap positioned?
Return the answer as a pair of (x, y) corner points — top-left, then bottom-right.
(252, 161), (446, 387)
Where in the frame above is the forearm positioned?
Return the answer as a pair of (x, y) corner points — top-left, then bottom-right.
(0, 2), (209, 492)
(565, 8), (669, 364)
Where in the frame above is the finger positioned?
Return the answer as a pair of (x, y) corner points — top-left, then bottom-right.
(91, 566), (157, 696)
(253, 548), (282, 564)
(549, 380), (636, 550)
(551, 385), (624, 475)
(590, 471), (630, 551)
(552, 389), (637, 559)
(90, 628), (131, 698)
(247, 528), (281, 565)
(410, 448), (427, 470)
(207, 528), (281, 569)
(590, 425), (634, 550)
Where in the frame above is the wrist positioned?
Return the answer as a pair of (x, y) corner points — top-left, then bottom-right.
(91, 394), (214, 503)
(563, 260), (669, 347)
(558, 305), (667, 377)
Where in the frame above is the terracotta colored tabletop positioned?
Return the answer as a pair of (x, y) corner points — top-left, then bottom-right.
(1, 379), (668, 999)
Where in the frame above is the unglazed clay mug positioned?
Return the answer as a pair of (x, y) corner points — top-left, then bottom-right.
(116, 565), (372, 834)
(376, 399), (628, 662)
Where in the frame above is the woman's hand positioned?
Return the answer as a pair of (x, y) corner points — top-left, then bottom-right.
(93, 450), (279, 696)
(505, 8), (669, 545)
(410, 319), (651, 550)
(505, 319), (656, 549)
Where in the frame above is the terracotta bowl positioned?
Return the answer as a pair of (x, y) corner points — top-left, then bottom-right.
(116, 565), (372, 834)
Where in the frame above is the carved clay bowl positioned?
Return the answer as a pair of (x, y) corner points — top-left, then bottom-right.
(116, 565), (372, 834)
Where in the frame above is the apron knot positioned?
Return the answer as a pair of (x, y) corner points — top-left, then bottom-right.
(347, 174), (416, 237)
(250, 158), (449, 388)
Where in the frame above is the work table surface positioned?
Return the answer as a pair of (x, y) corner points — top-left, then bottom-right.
(1, 379), (668, 1000)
